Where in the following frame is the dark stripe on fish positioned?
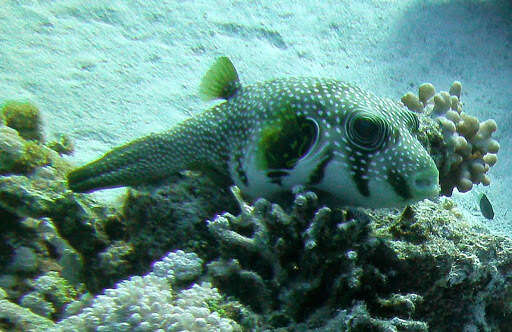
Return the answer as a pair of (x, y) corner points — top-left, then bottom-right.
(308, 152), (333, 185)
(349, 151), (370, 197)
(387, 170), (412, 200)
(267, 170), (289, 185)
(235, 154), (248, 186)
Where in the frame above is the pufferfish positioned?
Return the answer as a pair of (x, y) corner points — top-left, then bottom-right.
(67, 56), (440, 208)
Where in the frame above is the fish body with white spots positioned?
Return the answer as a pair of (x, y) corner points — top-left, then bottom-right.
(68, 57), (440, 208)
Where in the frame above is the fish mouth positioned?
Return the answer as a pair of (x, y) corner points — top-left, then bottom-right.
(409, 167), (440, 200)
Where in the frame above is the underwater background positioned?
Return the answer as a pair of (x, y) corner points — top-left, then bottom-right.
(0, 0), (512, 331)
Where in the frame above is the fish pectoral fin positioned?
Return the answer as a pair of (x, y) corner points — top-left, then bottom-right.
(257, 104), (319, 171)
(199, 56), (241, 101)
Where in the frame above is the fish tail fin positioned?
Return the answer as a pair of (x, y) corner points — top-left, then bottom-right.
(67, 134), (177, 192)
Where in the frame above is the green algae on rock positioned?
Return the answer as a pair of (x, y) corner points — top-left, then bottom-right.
(47, 133), (75, 156)
(1, 100), (44, 142)
(0, 124), (71, 176)
(0, 99), (74, 177)
(0, 118), (111, 326)
(0, 126), (25, 173)
(0, 295), (55, 331)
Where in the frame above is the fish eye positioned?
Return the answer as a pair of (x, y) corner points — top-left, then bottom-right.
(346, 112), (388, 151)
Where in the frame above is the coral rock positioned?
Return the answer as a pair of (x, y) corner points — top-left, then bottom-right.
(401, 81), (499, 195)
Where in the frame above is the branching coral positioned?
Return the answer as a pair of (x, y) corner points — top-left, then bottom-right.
(54, 250), (242, 332)
(151, 250), (203, 285)
(207, 187), (428, 329)
(207, 187), (512, 330)
(401, 82), (499, 195)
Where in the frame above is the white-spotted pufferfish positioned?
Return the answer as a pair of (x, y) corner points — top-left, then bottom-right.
(68, 57), (440, 208)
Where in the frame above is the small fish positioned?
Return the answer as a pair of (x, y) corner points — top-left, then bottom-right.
(479, 193), (494, 219)
(67, 57), (440, 208)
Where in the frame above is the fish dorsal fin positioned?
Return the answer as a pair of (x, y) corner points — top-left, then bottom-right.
(199, 56), (241, 101)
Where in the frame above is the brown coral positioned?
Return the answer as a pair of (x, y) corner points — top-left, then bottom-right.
(401, 82), (499, 196)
